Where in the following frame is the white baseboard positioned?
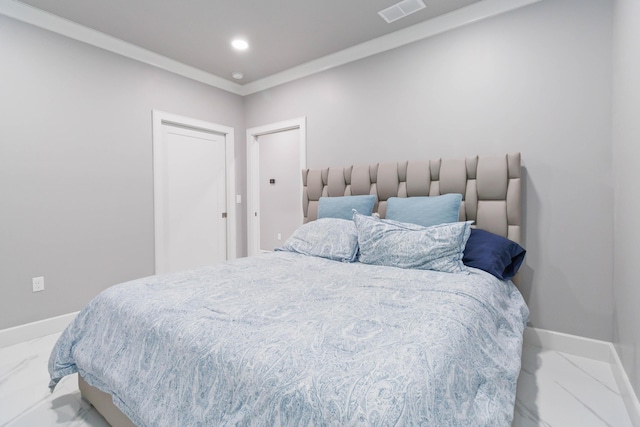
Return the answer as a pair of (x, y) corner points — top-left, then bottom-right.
(0, 311), (79, 348)
(610, 342), (640, 427)
(523, 326), (612, 362)
(525, 326), (640, 426)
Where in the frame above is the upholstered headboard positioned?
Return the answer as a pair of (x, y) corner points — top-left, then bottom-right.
(302, 153), (522, 244)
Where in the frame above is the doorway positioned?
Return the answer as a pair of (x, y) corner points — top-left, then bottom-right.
(246, 117), (306, 256)
(152, 110), (236, 274)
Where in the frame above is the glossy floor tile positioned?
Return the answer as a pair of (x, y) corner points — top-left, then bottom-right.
(514, 344), (632, 427)
(0, 334), (634, 426)
(0, 333), (108, 427)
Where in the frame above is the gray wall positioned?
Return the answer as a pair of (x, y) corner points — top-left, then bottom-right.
(0, 15), (246, 329)
(612, 0), (640, 398)
(245, 0), (614, 341)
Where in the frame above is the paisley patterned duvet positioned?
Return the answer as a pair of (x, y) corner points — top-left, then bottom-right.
(49, 252), (528, 426)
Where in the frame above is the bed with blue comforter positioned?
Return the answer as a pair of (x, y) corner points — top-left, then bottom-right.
(49, 250), (528, 426)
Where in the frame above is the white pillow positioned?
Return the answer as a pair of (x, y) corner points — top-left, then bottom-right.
(277, 218), (359, 262)
(353, 212), (471, 273)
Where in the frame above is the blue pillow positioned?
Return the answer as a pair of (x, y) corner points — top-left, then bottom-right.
(353, 211), (471, 273)
(462, 228), (526, 281)
(277, 218), (359, 262)
(385, 194), (463, 227)
(318, 195), (376, 220)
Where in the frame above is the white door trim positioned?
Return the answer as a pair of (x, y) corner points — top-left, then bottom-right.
(152, 110), (236, 273)
(246, 117), (306, 256)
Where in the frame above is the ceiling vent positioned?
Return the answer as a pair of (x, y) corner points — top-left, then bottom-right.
(378, 0), (426, 24)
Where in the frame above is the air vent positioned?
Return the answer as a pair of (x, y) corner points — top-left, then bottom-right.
(378, 0), (426, 24)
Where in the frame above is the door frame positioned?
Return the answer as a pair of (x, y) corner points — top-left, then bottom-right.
(246, 117), (306, 256)
(152, 110), (236, 273)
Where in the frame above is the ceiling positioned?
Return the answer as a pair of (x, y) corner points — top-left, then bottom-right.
(15, 0), (480, 85)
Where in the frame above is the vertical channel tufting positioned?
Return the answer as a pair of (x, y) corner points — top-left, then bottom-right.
(369, 163), (379, 199)
(476, 201), (508, 237)
(397, 182), (407, 198)
(302, 169), (309, 219)
(508, 152), (521, 179)
(307, 201), (319, 222)
(397, 161), (408, 182)
(369, 164), (379, 185)
(301, 153), (521, 245)
(351, 165), (372, 196)
(321, 168), (329, 186)
(376, 163), (399, 218)
(369, 164), (380, 214)
(430, 159), (440, 181)
(429, 159), (441, 196)
(406, 161), (431, 197)
(397, 161), (408, 198)
(302, 187), (309, 220)
(506, 152), (522, 244)
(476, 155), (508, 238)
(464, 157), (478, 223)
(306, 169), (323, 201)
(376, 163), (400, 198)
(507, 178), (521, 230)
(327, 167), (346, 197)
(477, 156), (508, 200)
(344, 166), (353, 196)
(320, 168), (329, 199)
(466, 156), (478, 179)
(465, 180), (478, 223)
(304, 169), (323, 222)
(344, 166), (353, 185)
(439, 158), (467, 196)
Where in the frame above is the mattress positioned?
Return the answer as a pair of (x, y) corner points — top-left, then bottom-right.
(49, 251), (528, 426)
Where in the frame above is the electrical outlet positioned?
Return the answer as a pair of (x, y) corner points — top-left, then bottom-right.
(32, 276), (44, 292)
(277, 233), (282, 241)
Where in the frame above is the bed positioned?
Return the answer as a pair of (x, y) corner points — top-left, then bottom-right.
(49, 153), (528, 426)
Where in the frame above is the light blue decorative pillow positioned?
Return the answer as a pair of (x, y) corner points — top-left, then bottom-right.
(353, 211), (472, 273)
(276, 218), (359, 262)
(318, 195), (376, 220)
(385, 194), (463, 227)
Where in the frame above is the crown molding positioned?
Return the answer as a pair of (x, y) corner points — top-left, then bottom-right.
(239, 0), (541, 95)
(1, 0), (541, 97)
(0, 0), (244, 95)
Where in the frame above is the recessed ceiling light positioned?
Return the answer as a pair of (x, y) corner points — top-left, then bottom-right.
(232, 72), (244, 80)
(231, 39), (249, 51)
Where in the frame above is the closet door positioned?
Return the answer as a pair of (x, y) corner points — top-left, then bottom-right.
(153, 111), (235, 274)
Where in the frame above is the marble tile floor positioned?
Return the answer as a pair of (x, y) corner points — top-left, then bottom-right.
(0, 333), (634, 427)
(514, 344), (632, 426)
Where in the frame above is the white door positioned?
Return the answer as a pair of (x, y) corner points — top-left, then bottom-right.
(247, 118), (306, 256)
(155, 123), (227, 273)
(258, 129), (302, 251)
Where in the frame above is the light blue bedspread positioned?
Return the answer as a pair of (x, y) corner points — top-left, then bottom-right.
(49, 252), (528, 426)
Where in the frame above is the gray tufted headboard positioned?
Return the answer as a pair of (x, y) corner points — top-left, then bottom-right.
(302, 153), (522, 245)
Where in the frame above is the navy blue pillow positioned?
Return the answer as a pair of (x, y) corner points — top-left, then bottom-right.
(462, 228), (525, 281)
